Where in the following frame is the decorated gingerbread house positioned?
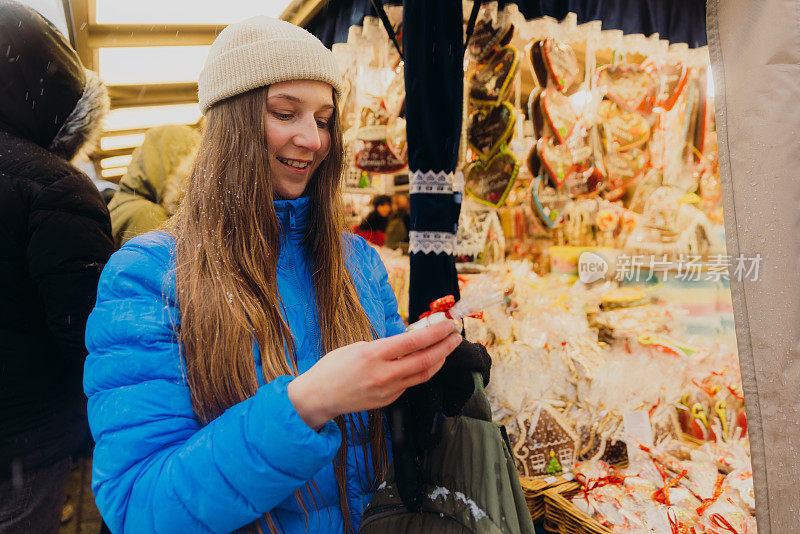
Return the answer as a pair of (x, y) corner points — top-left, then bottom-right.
(511, 403), (578, 478)
(456, 203), (506, 266)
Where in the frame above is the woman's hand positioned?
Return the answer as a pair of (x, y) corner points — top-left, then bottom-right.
(287, 321), (462, 430)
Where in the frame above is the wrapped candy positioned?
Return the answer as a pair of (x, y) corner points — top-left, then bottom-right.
(697, 494), (757, 534)
(724, 470), (755, 514)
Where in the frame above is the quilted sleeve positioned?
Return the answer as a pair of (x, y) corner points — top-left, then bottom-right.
(84, 236), (341, 533)
(27, 171), (114, 369)
(364, 243), (407, 338)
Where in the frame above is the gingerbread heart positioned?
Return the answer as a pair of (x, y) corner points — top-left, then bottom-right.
(596, 64), (655, 113)
(355, 140), (407, 174)
(598, 101), (651, 152)
(536, 136), (574, 186)
(527, 87), (544, 139)
(468, 10), (514, 61)
(541, 88), (578, 143)
(469, 46), (519, 105)
(527, 40), (549, 87)
(543, 37), (579, 92)
(384, 66), (405, 118)
(565, 166), (603, 198)
(386, 116), (407, 162)
(603, 148), (649, 201)
(530, 175), (569, 228)
(468, 101), (516, 159)
(465, 151), (519, 208)
(646, 61), (688, 112)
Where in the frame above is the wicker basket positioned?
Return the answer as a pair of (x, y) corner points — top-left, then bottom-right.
(542, 482), (612, 534)
(518, 475), (577, 522)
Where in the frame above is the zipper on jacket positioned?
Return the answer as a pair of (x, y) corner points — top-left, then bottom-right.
(285, 203), (316, 368)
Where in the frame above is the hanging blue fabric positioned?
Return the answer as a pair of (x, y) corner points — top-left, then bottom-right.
(305, 0), (706, 48)
(403, 0), (465, 323)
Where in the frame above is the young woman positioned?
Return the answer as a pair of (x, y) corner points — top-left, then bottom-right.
(84, 17), (462, 533)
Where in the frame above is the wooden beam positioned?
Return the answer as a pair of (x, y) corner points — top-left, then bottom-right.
(108, 82), (198, 108)
(67, 0), (93, 69)
(87, 0), (96, 24)
(95, 146), (135, 159)
(88, 24), (224, 47)
(284, 0), (329, 27)
(98, 126), (151, 138)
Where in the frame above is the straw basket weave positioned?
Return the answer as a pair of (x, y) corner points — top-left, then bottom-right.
(542, 482), (612, 534)
(518, 475), (576, 522)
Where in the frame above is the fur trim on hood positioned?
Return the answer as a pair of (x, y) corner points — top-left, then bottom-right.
(48, 70), (110, 161)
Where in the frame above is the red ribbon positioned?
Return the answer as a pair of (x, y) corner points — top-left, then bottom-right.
(652, 469), (687, 506)
(709, 513), (740, 534)
(727, 385), (745, 401)
(418, 294), (483, 321)
(580, 473), (627, 492)
(697, 474), (726, 516)
(692, 378), (720, 398)
(668, 508), (697, 534)
(575, 467), (627, 512)
(649, 399), (661, 418)
(418, 295), (455, 320)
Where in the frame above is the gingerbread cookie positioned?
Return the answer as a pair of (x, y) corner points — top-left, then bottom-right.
(598, 100), (651, 152)
(596, 64), (655, 113)
(468, 9), (514, 61)
(543, 37), (580, 92)
(465, 150), (519, 208)
(530, 175), (570, 229)
(468, 101), (516, 160)
(603, 147), (649, 201)
(469, 45), (520, 105)
(542, 88), (579, 143)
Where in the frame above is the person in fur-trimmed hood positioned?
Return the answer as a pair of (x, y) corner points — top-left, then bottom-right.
(0, 1), (114, 531)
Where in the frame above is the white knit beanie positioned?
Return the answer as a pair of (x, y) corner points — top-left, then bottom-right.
(198, 16), (344, 114)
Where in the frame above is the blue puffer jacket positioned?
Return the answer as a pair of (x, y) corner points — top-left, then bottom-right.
(84, 196), (406, 533)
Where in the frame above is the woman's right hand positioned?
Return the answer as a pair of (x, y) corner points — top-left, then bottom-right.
(287, 321), (462, 430)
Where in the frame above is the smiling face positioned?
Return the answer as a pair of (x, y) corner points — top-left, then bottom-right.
(265, 79), (335, 199)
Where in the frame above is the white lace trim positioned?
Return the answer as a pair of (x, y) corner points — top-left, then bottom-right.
(409, 231), (457, 255)
(410, 170), (455, 194)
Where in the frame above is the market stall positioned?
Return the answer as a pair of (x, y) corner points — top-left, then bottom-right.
(455, 6), (754, 532)
(303, 0), (798, 531)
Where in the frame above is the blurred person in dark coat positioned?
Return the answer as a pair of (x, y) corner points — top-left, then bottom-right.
(355, 194), (392, 246)
(385, 193), (410, 252)
(0, 2), (114, 532)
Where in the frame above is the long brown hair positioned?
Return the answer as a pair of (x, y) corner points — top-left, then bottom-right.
(169, 85), (388, 532)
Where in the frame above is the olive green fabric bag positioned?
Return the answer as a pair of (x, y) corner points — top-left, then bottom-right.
(360, 373), (535, 533)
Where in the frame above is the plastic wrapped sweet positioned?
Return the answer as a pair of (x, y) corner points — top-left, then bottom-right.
(571, 453), (756, 533)
(725, 469), (755, 514)
(697, 494), (758, 534)
(461, 262), (750, 498)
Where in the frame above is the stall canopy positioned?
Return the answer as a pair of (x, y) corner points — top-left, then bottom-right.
(305, 0), (403, 48)
(708, 0), (800, 531)
(306, 0), (706, 48)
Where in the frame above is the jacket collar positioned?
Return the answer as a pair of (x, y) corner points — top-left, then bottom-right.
(274, 196), (312, 242)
